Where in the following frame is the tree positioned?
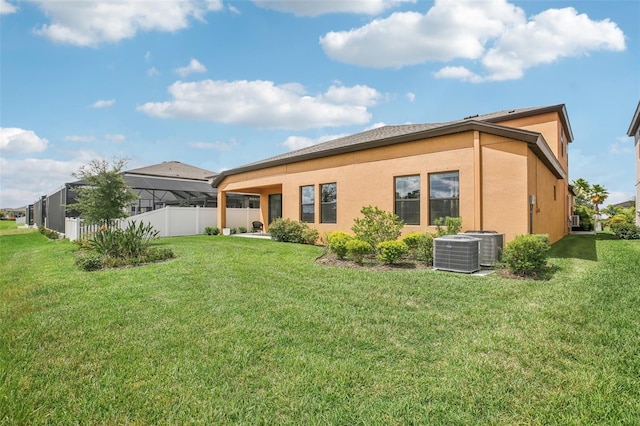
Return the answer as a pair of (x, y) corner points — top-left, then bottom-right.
(590, 184), (609, 231)
(69, 158), (138, 225)
(572, 178), (591, 207)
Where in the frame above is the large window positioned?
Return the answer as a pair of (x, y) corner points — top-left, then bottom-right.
(395, 175), (420, 225)
(429, 171), (459, 224)
(320, 183), (337, 224)
(300, 185), (315, 223)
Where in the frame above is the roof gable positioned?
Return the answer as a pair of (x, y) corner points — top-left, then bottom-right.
(126, 161), (217, 181)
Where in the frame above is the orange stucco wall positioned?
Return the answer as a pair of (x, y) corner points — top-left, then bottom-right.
(217, 128), (571, 244)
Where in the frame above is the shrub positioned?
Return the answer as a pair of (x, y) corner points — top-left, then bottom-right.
(610, 223), (640, 240)
(403, 232), (425, 259)
(238, 226), (248, 233)
(346, 239), (373, 265)
(75, 253), (104, 271)
(502, 234), (551, 277)
(38, 226), (59, 240)
(327, 231), (353, 259)
(377, 240), (408, 264)
(269, 218), (317, 245)
(352, 206), (404, 250)
(434, 217), (462, 237)
(301, 227), (319, 245)
(573, 205), (594, 231)
(205, 226), (220, 235)
(403, 232), (434, 265)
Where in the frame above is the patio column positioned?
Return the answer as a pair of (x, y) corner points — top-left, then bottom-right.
(217, 190), (227, 230)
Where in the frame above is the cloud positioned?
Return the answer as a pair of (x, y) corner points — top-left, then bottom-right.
(0, 155), (93, 208)
(227, 4), (240, 14)
(176, 58), (207, 77)
(1, 0), (17, 15)
(64, 135), (96, 143)
(138, 79), (381, 130)
(283, 133), (349, 151)
(253, 0), (415, 17)
(609, 136), (634, 154)
(406, 92), (416, 103)
(104, 134), (126, 143)
(320, 0), (625, 81)
(30, 0), (224, 46)
(91, 99), (115, 108)
(0, 127), (49, 154)
(147, 67), (160, 77)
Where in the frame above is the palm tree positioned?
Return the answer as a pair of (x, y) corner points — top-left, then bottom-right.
(571, 178), (591, 207)
(590, 184), (609, 231)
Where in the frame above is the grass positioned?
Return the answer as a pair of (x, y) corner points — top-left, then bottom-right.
(1, 220), (639, 424)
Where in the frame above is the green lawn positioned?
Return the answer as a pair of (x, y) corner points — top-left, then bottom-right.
(1, 222), (639, 424)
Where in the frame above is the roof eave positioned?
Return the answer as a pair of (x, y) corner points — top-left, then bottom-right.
(483, 104), (574, 143)
(627, 101), (640, 137)
(212, 121), (561, 187)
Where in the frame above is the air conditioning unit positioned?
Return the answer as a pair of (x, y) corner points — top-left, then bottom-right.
(463, 230), (504, 267)
(433, 235), (480, 273)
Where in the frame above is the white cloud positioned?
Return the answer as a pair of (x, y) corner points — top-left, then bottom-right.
(64, 135), (96, 143)
(228, 4), (240, 14)
(91, 99), (115, 108)
(0, 127), (49, 154)
(176, 58), (207, 77)
(30, 0), (224, 47)
(320, 0), (625, 81)
(406, 92), (416, 103)
(138, 79), (381, 130)
(147, 66), (160, 77)
(253, 0), (415, 17)
(0, 155), (93, 208)
(1, 0), (17, 15)
(609, 136), (634, 154)
(145, 51), (152, 62)
(283, 133), (349, 151)
(104, 134), (126, 143)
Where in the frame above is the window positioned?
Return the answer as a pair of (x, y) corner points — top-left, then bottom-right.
(395, 175), (420, 225)
(429, 171), (459, 224)
(300, 185), (315, 223)
(320, 183), (337, 223)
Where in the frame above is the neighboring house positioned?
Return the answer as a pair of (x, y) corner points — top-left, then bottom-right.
(627, 101), (640, 226)
(29, 161), (227, 233)
(213, 105), (574, 244)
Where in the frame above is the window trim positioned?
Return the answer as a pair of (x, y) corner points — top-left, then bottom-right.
(300, 184), (315, 223)
(320, 182), (337, 224)
(394, 175), (421, 226)
(428, 170), (460, 225)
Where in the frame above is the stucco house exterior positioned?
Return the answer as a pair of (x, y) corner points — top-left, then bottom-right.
(213, 104), (574, 244)
(627, 101), (640, 226)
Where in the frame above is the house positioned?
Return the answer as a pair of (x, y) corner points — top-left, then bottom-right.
(28, 161), (223, 233)
(627, 101), (640, 226)
(212, 104), (574, 244)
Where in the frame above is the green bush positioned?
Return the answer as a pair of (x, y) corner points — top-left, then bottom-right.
(205, 226), (220, 235)
(434, 217), (462, 237)
(377, 240), (408, 264)
(301, 227), (320, 245)
(38, 226), (59, 240)
(352, 206), (404, 250)
(327, 231), (353, 259)
(573, 205), (594, 231)
(346, 239), (373, 265)
(407, 233), (435, 265)
(502, 234), (551, 277)
(610, 223), (640, 240)
(269, 218), (318, 245)
(238, 226), (248, 233)
(74, 253), (104, 271)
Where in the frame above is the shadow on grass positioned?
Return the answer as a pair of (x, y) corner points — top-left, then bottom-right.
(550, 234), (599, 262)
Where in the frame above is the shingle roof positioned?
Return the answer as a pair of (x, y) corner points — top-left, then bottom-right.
(212, 104), (569, 187)
(126, 161), (217, 181)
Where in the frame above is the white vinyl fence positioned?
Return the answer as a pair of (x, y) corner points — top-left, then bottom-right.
(65, 206), (261, 241)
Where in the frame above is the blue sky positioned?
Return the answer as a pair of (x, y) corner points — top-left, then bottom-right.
(1, 0), (638, 209)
